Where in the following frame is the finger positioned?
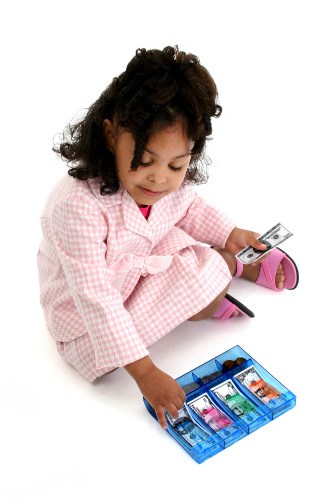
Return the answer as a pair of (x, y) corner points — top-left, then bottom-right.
(174, 395), (185, 410)
(174, 382), (186, 402)
(242, 231), (265, 251)
(165, 402), (179, 420)
(251, 239), (267, 251)
(179, 388), (186, 403)
(155, 405), (167, 430)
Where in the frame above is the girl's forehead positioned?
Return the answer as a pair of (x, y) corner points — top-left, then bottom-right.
(145, 126), (193, 153)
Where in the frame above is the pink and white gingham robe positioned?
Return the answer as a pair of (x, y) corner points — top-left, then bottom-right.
(37, 175), (235, 381)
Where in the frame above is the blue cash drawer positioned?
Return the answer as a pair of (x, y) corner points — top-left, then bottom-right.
(143, 345), (296, 463)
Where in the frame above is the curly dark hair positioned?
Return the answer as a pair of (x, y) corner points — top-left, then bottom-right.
(53, 45), (222, 195)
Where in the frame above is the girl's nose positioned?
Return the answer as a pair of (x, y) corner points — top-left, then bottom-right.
(147, 168), (167, 184)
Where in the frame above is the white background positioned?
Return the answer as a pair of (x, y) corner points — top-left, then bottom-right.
(1, 1), (332, 498)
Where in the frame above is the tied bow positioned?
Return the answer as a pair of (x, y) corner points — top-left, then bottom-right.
(111, 253), (173, 291)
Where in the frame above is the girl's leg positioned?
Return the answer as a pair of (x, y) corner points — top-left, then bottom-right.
(125, 245), (232, 344)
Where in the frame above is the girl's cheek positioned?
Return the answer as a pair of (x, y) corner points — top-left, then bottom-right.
(127, 169), (140, 178)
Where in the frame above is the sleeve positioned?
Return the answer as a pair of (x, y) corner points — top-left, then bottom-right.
(51, 195), (149, 370)
(176, 191), (236, 247)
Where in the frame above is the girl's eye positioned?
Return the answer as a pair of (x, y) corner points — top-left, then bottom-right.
(139, 161), (153, 167)
(139, 161), (183, 171)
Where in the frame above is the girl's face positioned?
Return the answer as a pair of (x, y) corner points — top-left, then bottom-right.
(104, 120), (193, 206)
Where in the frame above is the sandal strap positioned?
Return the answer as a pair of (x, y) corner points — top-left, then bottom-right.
(234, 258), (243, 278)
(212, 294), (254, 319)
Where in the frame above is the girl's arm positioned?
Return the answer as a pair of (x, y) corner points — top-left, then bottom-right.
(175, 189), (267, 255)
(176, 190), (236, 248)
(125, 356), (186, 429)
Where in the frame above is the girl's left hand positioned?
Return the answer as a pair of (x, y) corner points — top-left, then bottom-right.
(225, 227), (267, 256)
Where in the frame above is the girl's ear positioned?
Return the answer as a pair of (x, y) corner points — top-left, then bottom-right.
(103, 119), (116, 150)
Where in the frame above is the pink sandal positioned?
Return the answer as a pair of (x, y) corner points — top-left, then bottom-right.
(212, 293), (255, 320)
(235, 248), (299, 292)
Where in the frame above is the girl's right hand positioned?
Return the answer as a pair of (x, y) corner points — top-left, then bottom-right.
(125, 356), (186, 429)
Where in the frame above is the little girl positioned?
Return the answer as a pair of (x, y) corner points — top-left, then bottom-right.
(37, 46), (298, 430)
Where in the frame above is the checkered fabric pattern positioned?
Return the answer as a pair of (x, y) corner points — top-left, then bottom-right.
(37, 175), (235, 381)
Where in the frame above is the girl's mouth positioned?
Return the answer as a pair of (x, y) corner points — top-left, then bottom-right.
(139, 187), (164, 197)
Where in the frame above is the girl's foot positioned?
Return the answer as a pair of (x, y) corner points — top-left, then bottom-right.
(234, 248), (299, 292)
(241, 261), (285, 289)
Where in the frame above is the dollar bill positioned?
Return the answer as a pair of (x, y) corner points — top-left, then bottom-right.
(166, 404), (210, 447)
(187, 393), (233, 432)
(234, 365), (281, 404)
(235, 222), (293, 264)
(210, 379), (258, 418)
